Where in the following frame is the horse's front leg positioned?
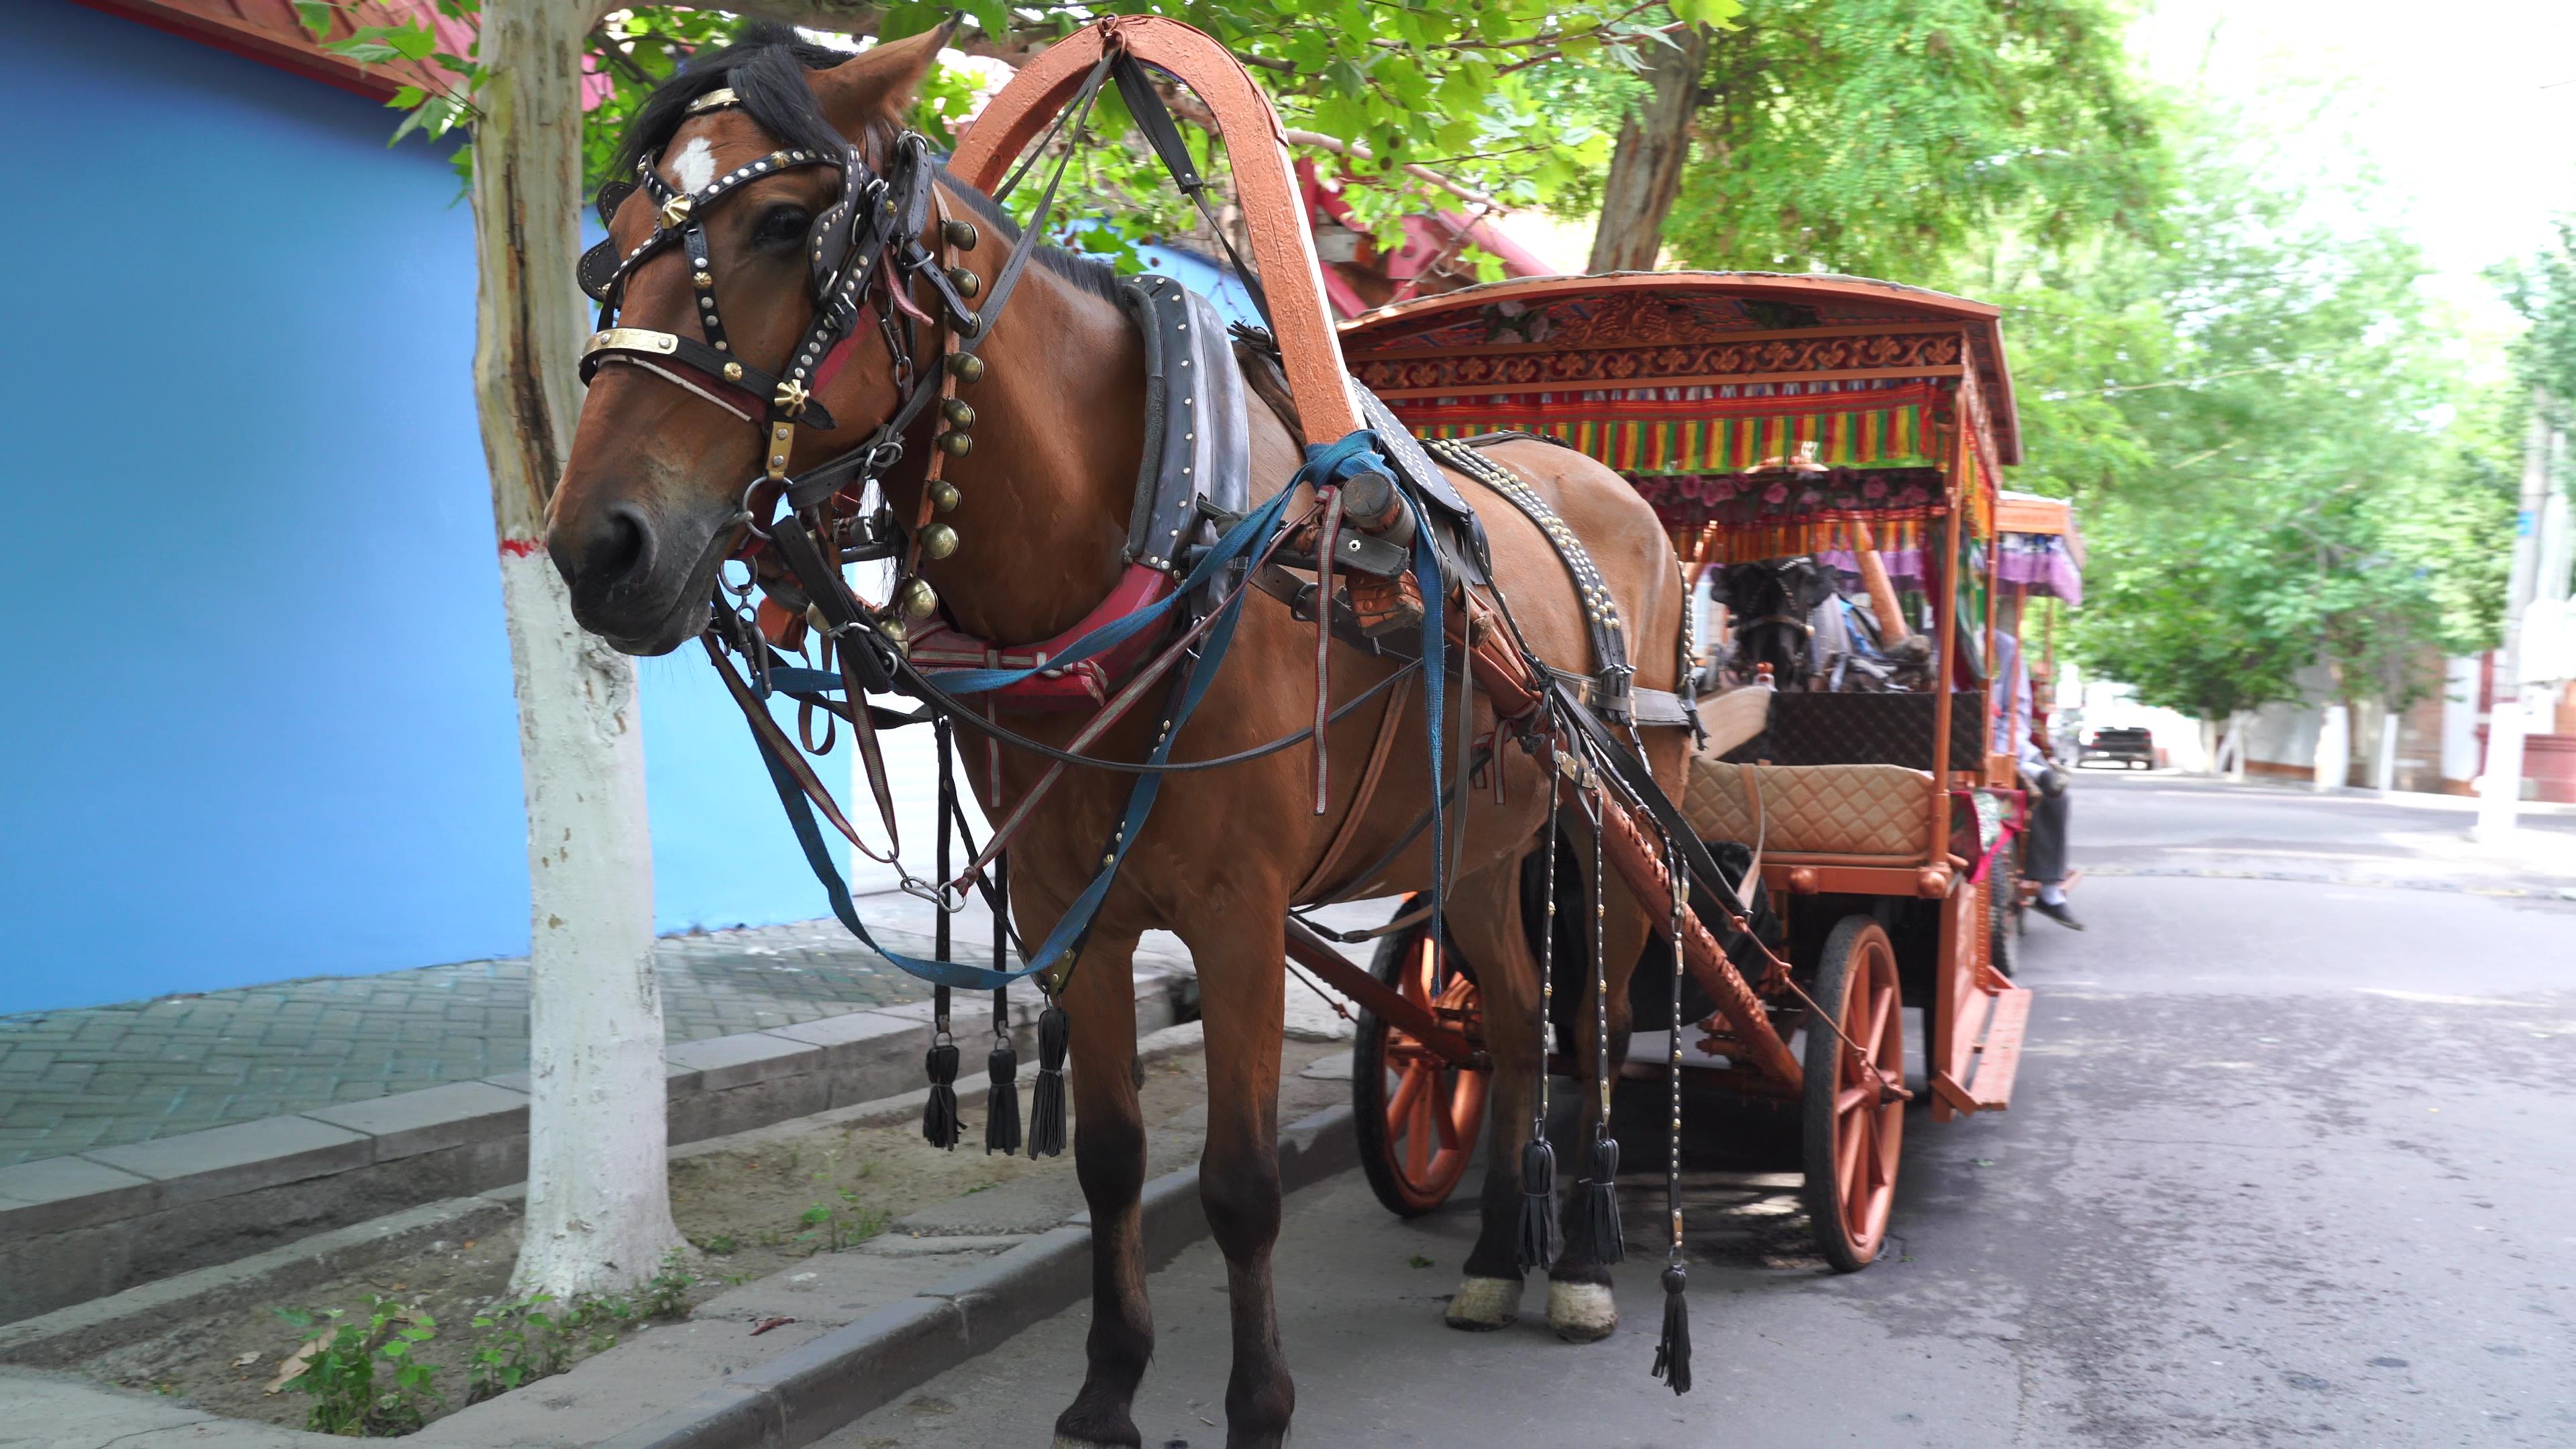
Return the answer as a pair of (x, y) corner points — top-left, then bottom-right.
(1173, 897), (1295, 1448)
(1050, 927), (1152, 1449)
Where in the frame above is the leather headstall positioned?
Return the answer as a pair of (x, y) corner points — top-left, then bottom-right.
(578, 109), (980, 517)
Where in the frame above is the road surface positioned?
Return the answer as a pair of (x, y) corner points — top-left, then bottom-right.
(826, 775), (2576, 1448)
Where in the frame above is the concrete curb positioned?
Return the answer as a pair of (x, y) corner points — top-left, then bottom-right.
(594, 1104), (1357, 1449)
(0, 965), (1195, 1327)
(0, 1194), (517, 1368)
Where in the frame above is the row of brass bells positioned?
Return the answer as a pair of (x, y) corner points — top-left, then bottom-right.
(896, 225), (979, 630)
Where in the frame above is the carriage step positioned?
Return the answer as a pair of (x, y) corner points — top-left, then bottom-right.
(1964, 986), (2033, 1110)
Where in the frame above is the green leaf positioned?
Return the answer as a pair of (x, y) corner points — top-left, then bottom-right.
(292, 1), (333, 41)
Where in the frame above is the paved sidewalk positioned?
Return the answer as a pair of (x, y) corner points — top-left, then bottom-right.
(0, 905), (1161, 1171)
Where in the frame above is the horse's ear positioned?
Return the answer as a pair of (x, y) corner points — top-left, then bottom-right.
(811, 20), (957, 140)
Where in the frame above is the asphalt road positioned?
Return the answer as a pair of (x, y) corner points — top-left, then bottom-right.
(827, 775), (2576, 1448)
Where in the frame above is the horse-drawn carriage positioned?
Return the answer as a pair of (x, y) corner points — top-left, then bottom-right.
(1292, 272), (2043, 1269)
(551, 15), (2059, 1435)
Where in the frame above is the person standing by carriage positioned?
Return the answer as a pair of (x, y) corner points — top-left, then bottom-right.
(1995, 629), (2082, 928)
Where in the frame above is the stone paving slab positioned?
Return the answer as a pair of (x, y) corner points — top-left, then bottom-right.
(0, 908), (1189, 1170)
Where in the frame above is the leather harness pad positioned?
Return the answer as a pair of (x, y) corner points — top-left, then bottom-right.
(1117, 276), (1252, 569)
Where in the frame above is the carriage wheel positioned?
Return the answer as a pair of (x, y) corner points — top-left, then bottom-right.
(1352, 910), (1490, 1218)
(1801, 916), (1906, 1271)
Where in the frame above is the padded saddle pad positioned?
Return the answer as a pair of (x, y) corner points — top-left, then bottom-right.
(1684, 759), (1935, 861)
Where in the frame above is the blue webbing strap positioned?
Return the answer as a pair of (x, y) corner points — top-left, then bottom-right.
(745, 431), (1426, 992)
(1409, 492), (1448, 923)
(923, 480), (1293, 698)
(747, 478), (1301, 989)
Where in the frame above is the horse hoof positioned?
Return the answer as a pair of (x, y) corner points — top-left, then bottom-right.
(1444, 1275), (1521, 1331)
(1546, 1280), (1617, 1343)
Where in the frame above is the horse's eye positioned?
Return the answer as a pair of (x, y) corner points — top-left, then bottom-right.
(750, 205), (810, 250)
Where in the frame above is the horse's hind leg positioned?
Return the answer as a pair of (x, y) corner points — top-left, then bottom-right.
(1435, 845), (1544, 1331)
(1051, 928), (1152, 1449)
(1174, 902), (1295, 1448)
(1548, 727), (1689, 1342)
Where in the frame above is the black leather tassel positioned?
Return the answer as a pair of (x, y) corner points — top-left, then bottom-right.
(984, 1038), (1022, 1155)
(1652, 1264), (1693, 1395)
(1026, 1003), (1069, 1159)
(922, 1040), (961, 1150)
(1515, 1137), (1561, 1270)
(1567, 1132), (1624, 1265)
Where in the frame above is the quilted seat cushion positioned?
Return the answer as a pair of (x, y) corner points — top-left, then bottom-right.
(1684, 759), (1933, 860)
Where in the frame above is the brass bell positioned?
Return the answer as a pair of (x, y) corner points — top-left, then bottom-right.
(875, 613), (908, 646)
(920, 523), (959, 560)
(897, 576), (938, 620)
(938, 430), (973, 458)
(945, 266), (981, 299)
(941, 398), (976, 429)
(945, 353), (985, 384)
(928, 480), (961, 513)
(942, 218), (979, 251)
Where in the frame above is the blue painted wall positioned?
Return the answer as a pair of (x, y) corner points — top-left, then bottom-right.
(0, 4), (818, 1016)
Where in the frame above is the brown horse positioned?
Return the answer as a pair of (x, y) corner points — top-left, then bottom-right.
(545, 26), (1689, 1448)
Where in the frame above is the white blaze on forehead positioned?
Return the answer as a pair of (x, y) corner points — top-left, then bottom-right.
(671, 136), (716, 194)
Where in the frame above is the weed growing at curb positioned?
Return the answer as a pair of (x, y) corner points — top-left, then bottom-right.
(273, 1297), (439, 1436)
(797, 1188), (890, 1253)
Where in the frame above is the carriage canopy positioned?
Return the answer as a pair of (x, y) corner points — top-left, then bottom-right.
(1338, 272), (2024, 568)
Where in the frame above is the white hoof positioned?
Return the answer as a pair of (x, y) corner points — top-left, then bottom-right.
(1546, 1279), (1618, 1342)
(1444, 1275), (1521, 1331)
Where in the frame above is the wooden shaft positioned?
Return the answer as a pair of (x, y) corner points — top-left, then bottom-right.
(949, 17), (1362, 445)
(1569, 770), (1802, 1088)
(1849, 520), (1909, 643)
(1283, 918), (1477, 1063)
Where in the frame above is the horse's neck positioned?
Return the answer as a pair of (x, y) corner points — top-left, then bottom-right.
(902, 258), (1146, 646)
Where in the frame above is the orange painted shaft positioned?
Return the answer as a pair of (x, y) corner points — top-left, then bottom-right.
(949, 17), (1362, 447)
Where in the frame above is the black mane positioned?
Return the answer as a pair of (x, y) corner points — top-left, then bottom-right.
(608, 24), (1122, 306)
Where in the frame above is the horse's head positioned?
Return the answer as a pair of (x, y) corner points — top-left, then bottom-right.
(546, 24), (954, 655)
(1717, 558), (1837, 689)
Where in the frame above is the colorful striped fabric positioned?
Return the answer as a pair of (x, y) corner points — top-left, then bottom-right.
(1391, 382), (1945, 476)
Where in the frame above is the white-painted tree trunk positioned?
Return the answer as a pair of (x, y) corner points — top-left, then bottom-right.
(2312, 704), (2349, 793)
(471, 0), (684, 1297)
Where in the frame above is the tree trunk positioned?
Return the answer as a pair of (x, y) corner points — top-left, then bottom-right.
(474, 0), (685, 1298)
(1587, 24), (1709, 273)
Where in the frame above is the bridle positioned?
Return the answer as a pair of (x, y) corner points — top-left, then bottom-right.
(570, 56), (1130, 877)
(575, 87), (991, 580)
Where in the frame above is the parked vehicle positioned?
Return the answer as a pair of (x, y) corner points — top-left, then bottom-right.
(2080, 726), (2155, 769)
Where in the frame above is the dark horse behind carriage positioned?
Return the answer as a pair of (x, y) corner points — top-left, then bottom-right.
(540, 17), (2038, 1445)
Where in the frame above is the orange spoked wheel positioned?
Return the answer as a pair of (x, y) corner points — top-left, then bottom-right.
(1801, 916), (1907, 1271)
(1352, 907), (1490, 1218)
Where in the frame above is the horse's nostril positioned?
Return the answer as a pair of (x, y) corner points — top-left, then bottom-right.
(559, 500), (658, 594)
